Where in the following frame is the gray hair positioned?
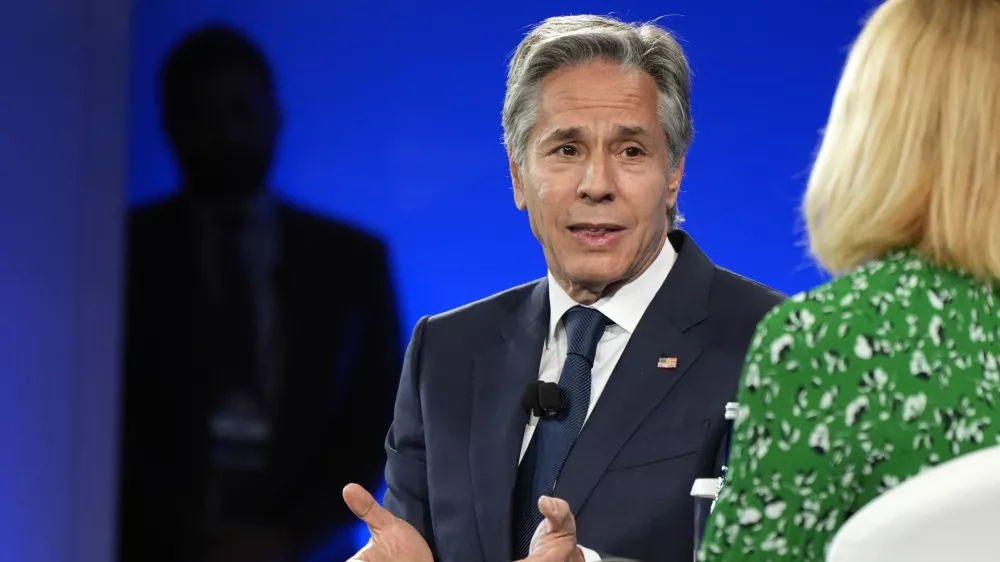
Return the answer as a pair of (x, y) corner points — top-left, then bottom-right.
(502, 15), (693, 228)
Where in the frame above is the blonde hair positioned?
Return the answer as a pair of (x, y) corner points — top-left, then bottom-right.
(804, 0), (1000, 280)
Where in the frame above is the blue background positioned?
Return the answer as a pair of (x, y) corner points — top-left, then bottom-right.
(128, 0), (873, 552)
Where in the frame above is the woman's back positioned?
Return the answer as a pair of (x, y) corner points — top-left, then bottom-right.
(700, 0), (1000, 559)
(837, 251), (1000, 508)
(700, 249), (1000, 559)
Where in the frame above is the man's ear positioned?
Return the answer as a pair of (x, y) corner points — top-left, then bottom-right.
(666, 156), (686, 206)
(509, 148), (527, 210)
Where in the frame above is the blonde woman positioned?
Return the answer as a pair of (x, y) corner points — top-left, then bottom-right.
(698, 0), (1000, 559)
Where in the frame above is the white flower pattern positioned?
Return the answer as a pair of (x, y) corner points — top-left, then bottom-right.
(699, 249), (1000, 561)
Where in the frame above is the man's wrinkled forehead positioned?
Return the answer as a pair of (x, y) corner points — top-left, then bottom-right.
(527, 62), (662, 143)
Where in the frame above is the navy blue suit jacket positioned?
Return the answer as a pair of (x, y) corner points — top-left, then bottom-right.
(384, 232), (784, 562)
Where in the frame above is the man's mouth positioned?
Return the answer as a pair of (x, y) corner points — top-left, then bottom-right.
(568, 223), (625, 234)
(567, 224), (625, 247)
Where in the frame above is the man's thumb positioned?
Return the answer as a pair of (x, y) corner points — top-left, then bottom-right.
(343, 483), (394, 531)
(538, 495), (575, 536)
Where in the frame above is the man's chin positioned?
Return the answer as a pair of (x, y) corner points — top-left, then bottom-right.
(568, 257), (627, 280)
(563, 270), (629, 297)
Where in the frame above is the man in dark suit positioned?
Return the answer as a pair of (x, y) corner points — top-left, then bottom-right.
(342, 14), (783, 562)
(118, 24), (402, 562)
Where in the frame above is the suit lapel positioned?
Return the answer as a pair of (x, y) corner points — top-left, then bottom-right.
(554, 316), (702, 515)
(470, 280), (548, 562)
(554, 231), (715, 516)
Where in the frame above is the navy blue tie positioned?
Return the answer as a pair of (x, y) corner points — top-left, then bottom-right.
(512, 305), (610, 557)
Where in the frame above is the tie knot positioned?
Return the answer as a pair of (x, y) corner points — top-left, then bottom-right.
(563, 306), (610, 364)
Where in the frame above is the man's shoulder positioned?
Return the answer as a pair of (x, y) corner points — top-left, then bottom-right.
(277, 202), (397, 285)
(699, 266), (786, 352)
(128, 195), (180, 229)
(710, 266), (786, 320)
(671, 230), (784, 325)
(428, 279), (543, 325)
(279, 200), (385, 251)
(126, 197), (194, 251)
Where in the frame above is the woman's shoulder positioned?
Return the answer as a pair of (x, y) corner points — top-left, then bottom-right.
(752, 255), (890, 340)
(754, 248), (996, 356)
(753, 252), (919, 347)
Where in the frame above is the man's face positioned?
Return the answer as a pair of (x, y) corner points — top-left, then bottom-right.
(510, 60), (684, 301)
(167, 67), (279, 197)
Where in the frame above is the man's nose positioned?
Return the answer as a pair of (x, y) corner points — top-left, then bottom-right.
(577, 153), (615, 202)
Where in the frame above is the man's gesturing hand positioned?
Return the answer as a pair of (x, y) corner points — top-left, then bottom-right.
(518, 496), (585, 562)
(342, 483), (433, 562)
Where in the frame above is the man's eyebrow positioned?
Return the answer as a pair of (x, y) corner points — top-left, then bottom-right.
(536, 124), (653, 147)
(615, 125), (649, 138)
(540, 127), (583, 143)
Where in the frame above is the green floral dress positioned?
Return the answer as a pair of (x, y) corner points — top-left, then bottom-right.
(698, 248), (1000, 561)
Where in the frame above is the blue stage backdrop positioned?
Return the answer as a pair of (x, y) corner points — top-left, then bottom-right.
(129, 0), (874, 551)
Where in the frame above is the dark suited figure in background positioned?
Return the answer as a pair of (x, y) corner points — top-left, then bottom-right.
(118, 24), (402, 562)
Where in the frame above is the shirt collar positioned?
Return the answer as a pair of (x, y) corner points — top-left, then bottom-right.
(546, 236), (678, 339)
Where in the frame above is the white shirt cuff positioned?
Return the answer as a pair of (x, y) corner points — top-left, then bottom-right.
(579, 545), (602, 561)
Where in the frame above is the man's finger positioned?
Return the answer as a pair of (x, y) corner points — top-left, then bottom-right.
(343, 483), (395, 531)
(537, 495), (575, 536)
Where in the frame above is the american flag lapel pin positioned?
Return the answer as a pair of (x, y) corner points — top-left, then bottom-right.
(657, 356), (678, 369)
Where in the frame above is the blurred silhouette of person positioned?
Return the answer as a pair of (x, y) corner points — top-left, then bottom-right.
(117, 23), (402, 562)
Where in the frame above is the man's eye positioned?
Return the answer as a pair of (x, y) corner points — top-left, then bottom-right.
(557, 145), (578, 156)
(623, 146), (645, 158)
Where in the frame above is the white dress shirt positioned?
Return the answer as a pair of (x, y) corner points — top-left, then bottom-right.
(517, 238), (678, 561)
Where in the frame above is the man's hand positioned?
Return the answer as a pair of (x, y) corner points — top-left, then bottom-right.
(517, 496), (585, 562)
(343, 483), (433, 562)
